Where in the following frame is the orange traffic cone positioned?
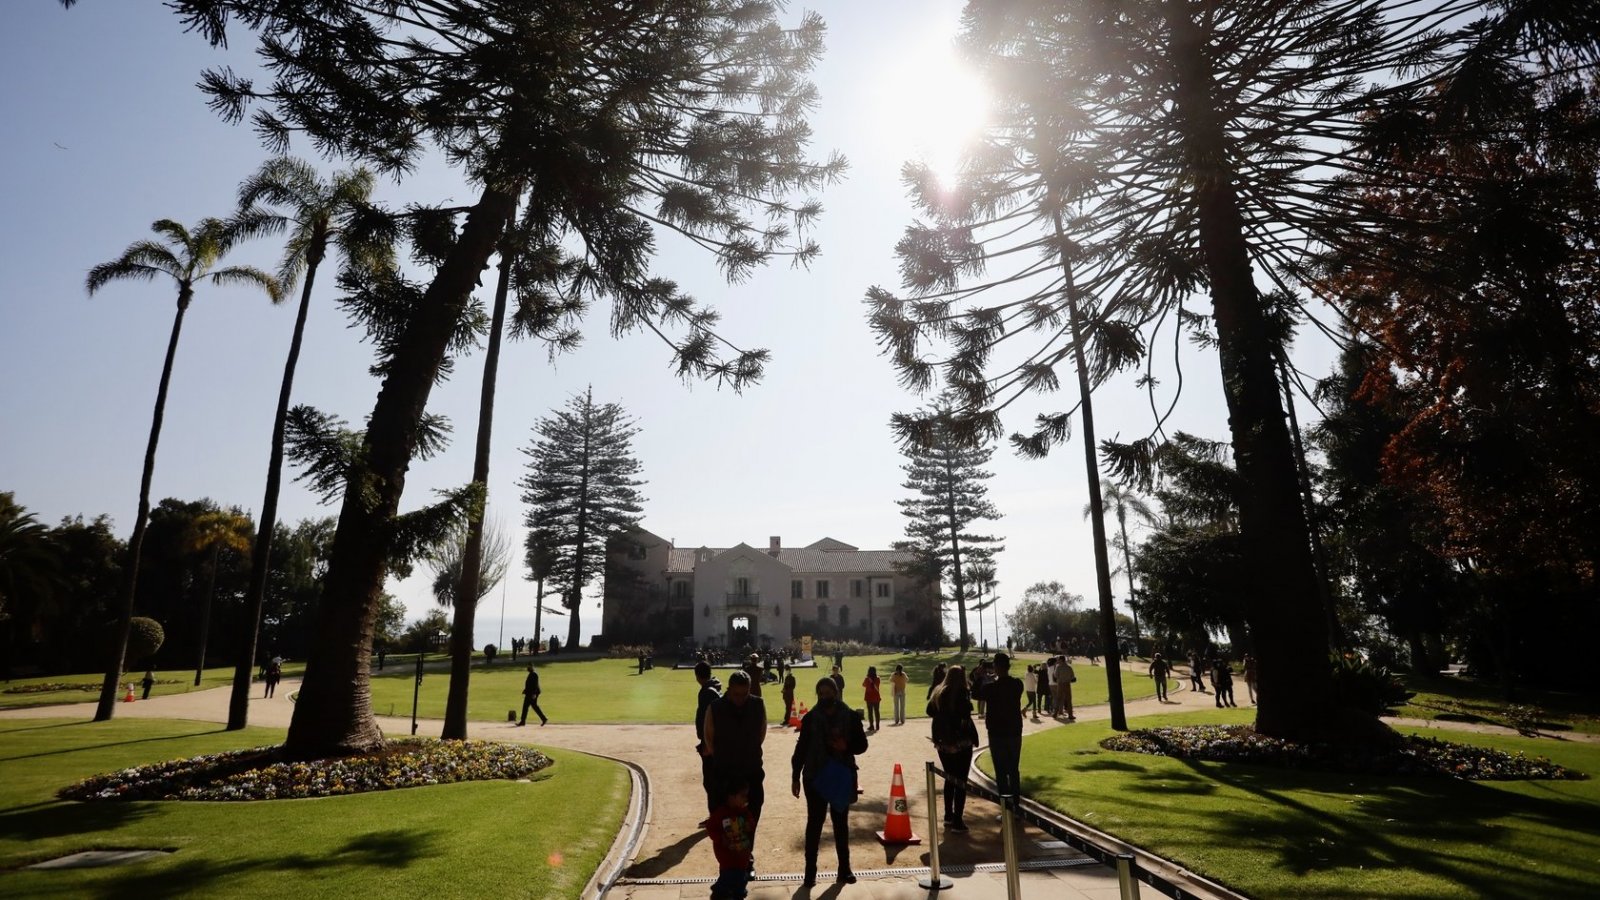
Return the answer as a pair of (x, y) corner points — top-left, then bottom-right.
(123, 683), (135, 703)
(876, 762), (921, 845)
(788, 703), (802, 728)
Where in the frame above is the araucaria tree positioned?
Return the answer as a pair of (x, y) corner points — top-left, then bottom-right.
(870, 0), (1596, 743)
(896, 405), (1003, 652)
(85, 217), (280, 721)
(520, 389), (647, 650)
(143, 1), (840, 757)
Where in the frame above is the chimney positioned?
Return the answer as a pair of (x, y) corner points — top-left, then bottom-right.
(768, 536), (781, 556)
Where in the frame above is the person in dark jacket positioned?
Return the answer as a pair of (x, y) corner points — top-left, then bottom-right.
(519, 662), (547, 726)
(695, 661), (724, 815)
(704, 670), (766, 873)
(974, 653), (1025, 798)
(927, 663), (947, 700)
(927, 664), (979, 832)
(791, 676), (867, 886)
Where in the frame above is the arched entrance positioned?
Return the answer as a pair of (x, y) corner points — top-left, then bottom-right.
(728, 615), (756, 648)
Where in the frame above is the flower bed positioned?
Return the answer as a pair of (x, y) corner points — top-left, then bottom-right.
(60, 739), (553, 802)
(1101, 724), (1583, 781)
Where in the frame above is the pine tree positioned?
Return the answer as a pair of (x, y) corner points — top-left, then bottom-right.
(896, 405), (1003, 652)
(520, 389), (647, 649)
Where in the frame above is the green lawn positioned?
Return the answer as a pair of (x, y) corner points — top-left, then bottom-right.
(1393, 673), (1600, 736)
(0, 718), (628, 898)
(988, 707), (1600, 899)
(364, 650), (1157, 724)
(0, 663), (310, 711)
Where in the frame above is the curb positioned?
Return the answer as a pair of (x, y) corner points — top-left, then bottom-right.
(578, 751), (652, 900)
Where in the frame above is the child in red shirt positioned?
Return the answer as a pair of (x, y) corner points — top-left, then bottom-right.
(708, 781), (754, 900)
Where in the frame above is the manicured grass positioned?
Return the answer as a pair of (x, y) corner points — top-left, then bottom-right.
(988, 708), (1600, 899)
(0, 717), (628, 898)
(364, 649), (1157, 725)
(1394, 673), (1600, 736)
(0, 663), (310, 711)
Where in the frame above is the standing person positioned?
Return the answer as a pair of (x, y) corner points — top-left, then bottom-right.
(781, 671), (797, 728)
(1023, 664), (1039, 722)
(140, 669), (156, 700)
(1189, 651), (1207, 693)
(927, 663), (947, 701)
(1212, 659), (1237, 708)
(861, 666), (882, 732)
(743, 654), (765, 697)
(975, 653), (1026, 800)
(707, 779), (755, 900)
(1053, 655), (1075, 721)
(889, 664), (909, 725)
(829, 665), (845, 695)
(1040, 656), (1056, 716)
(519, 662), (547, 726)
(791, 676), (868, 886)
(695, 661), (724, 815)
(927, 665), (979, 832)
(263, 659), (282, 699)
(1242, 654), (1258, 705)
(1149, 653), (1172, 702)
(704, 671), (767, 875)
(971, 661), (992, 716)
(833, 648), (845, 672)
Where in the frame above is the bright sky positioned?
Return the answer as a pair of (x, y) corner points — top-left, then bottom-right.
(0, 2), (1336, 648)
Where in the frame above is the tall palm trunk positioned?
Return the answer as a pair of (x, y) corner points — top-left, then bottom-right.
(1166, 3), (1340, 741)
(1116, 508), (1141, 643)
(285, 187), (516, 758)
(1278, 357), (1343, 651)
(194, 541), (221, 686)
(96, 286), (192, 720)
(229, 236), (326, 730)
(1052, 212), (1127, 730)
(443, 212), (517, 740)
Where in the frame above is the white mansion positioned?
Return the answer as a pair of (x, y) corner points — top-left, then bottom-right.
(601, 528), (932, 648)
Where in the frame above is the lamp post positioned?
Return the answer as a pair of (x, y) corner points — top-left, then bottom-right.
(411, 652), (423, 736)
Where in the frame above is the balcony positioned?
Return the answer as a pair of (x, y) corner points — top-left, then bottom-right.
(725, 593), (761, 608)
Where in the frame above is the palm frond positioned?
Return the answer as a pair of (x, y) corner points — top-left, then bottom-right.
(207, 265), (285, 303)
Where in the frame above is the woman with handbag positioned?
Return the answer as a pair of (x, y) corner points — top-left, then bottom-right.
(927, 665), (979, 832)
(791, 677), (868, 886)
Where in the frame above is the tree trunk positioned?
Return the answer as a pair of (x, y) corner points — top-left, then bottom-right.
(534, 578), (545, 652)
(195, 542), (220, 686)
(1052, 212), (1127, 729)
(1117, 509), (1141, 643)
(443, 211), (516, 740)
(96, 287), (191, 721)
(944, 461), (970, 652)
(1165, 4), (1353, 742)
(230, 235), (325, 730)
(1279, 357), (1344, 651)
(567, 401), (592, 650)
(284, 187), (516, 758)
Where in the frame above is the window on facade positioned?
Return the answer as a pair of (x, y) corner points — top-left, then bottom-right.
(817, 603), (828, 625)
(791, 580), (803, 599)
(816, 579), (830, 599)
(673, 580), (689, 599)
(875, 582), (890, 598)
(734, 577), (750, 596)
(838, 605), (849, 626)
(851, 579), (863, 598)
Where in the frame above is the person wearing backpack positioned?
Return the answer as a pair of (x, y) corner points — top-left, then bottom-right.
(791, 676), (868, 886)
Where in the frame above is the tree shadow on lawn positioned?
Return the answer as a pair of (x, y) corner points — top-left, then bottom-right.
(57, 828), (444, 900)
(0, 799), (160, 843)
(1148, 759), (1599, 899)
(0, 726), (231, 763)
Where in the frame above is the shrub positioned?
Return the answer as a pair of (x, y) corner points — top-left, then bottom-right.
(126, 617), (165, 667)
(1331, 654), (1413, 714)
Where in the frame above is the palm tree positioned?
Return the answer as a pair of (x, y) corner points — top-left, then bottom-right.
(0, 494), (63, 677)
(1083, 480), (1157, 645)
(86, 217), (281, 721)
(184, 510), (253, 686)
(226, 158), (384, 731)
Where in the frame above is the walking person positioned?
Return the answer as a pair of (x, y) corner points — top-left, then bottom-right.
(1189, 651), (1208, 693)
(1040, 656), (1055, 717)
(140, 669), (156, 701)
(975, 653), (1026, 800)
(890, 663), (909, 725)
(695, 661), (723, 815)
(707, 779), (756, 900)
(1149, 653), (1172, 702)
(829, 665), (845, 695)
(1022, 664), (1040, 721)
(1243, 654), (1258, 705)
(927, 665), (980, 832)
(1212, 658), (1237, 708)
(263, 659), (281, 699)
(791, 676), (868, 886)
(519, 662), (547, 726)
(780, 671), (797, 728)
(861, 666), (882, 732)
(704, 671), (767, 875)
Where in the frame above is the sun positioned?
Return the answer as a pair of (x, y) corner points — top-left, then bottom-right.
(876, 39), (991, 190)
